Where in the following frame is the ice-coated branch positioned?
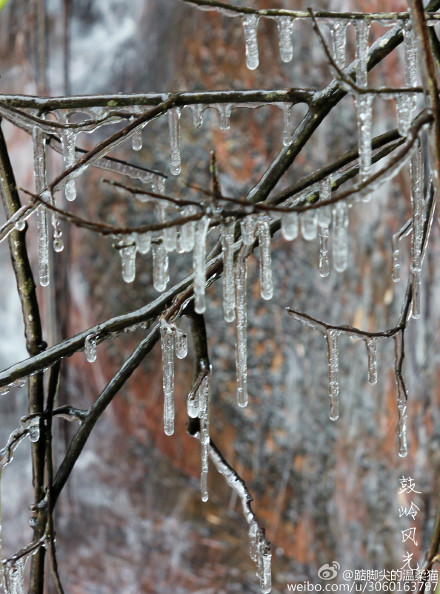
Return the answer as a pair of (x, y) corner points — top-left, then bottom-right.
(181, 0), (440, 22)
(287, 307), (404, 340)
(245, 0), (440, 207)
(0, 271), (196, 387)
(12, 187), (205, 239)
(187, 422), (271, 593)
(287, 307), (407, 429)
(0, 88), (315, 113)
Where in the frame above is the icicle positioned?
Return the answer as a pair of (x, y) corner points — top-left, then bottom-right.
(396, 21), (418, 136)
(300, 209), (317, 241)
(33, 124), (49, 287)
(84, 334), (97, 363)
(355, 20), (370, 88)
(199, 373), (211, 503)
(156, 201), (177, 253)
(163, 225), (177, 253)
(281, 103), (293, 147)
(356, 94), (373, 182)
(193, 216), (210, 314)
(260, 547), (272, 594)
(281, 211), (298, 241)
(330, 20), (347, 70)
(404, 21), (417, 88)
(332, 202), (348, 272)
(118, 240), (137, 283)
(191, 104), (204, 128)
(0, 378), (26, 396)
(394, 333), (408, 457)
(410, 143), (424, 319)
(249, 522), (258, 562)
(392, 237), (400, 283)
(240, 215), (256, 246)
(200, 414), (209, 502)
(168, 108), (181, 176)
(277, 16), (294, 63)
(175, 328), (188, 359)
(257, 215), (273, 301)
(160, 320), (175, 436)
(136, 231), (151, 255)
(53, 234), (64, 253)
(221, 219), (236, 322)
(318, 205), (332, 278)
(326, 330), (340, 421)
(153, 243), (169, 292)
(235, 253), (248, 407)
(5, 557), (25, 594)
(187, 389), (199, 419)
(132, 129), (142, 151)
(162, 220), (178, 253)
(241, 14), (260, 70)
(62, 126), (77, 202)
(36, 206), (49, 287)
(216, 104), (231, 131)
(366, 337), (377, 385)
(33, 125), (46, 193)
(178, 207), (196, 253)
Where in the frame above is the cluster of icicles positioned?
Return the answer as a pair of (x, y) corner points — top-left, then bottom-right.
(19, 12), (419, 298)
(0, 416), (43, 594)
(7, 12), (427, 594)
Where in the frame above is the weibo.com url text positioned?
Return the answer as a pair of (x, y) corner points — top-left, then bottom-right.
(287, 582), (438, 592)
(287, 581), (437, 592)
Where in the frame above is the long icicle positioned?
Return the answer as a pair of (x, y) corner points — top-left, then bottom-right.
(193, 216), (210, 314)
(62, 122), (77, 202)
(153, 243), (169, 292)
(366, 337), (377, 385)
(199, 372), (211, 502)
(32, 126), (49, 287)
(221, 219), (236, 322)
(355, 20), (370, 89)
(356, 94), (374, 183)
(410, 141), (424, 319)
(332, 202), (349, 272)
(318, 179), (332, 278)
(330, 20), (347, 70)
(396, 21), (418, 136)
(169, 107), (181, 176)
(161, 320), (175, 436)
(235, 248), (248, 408)
(257, 215), (273, 301)
(326, 330), (340, 421)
